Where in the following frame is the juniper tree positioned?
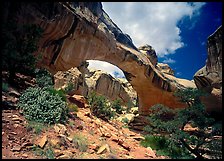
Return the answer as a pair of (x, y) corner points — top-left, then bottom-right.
(2, 21), (43, 83)
(143, 88), (222, 159)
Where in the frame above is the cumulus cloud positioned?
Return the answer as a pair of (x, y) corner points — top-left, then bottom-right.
(102, 2), (205, 57)
(87, 60), (125, 78)
(162, 58), (176, 64)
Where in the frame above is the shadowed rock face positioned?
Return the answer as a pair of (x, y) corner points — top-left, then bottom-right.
(194, 26), (222, 115)
(2, 2), (196, 115)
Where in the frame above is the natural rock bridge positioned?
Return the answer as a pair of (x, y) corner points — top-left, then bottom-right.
(3, 2), (196, 115)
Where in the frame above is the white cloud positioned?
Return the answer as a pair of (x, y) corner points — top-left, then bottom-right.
(87, 60), (125, 78)
(102, 2), (205, 57)
(162, 58), (176, 64)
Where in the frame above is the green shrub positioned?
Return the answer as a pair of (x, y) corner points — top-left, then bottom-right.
(45, 147), (55, 159)
(121, 117), (129, 124)
(26, 121), (47, 134)
(111, 99), (123, 114)
(35, 68), (54, 88)
(142, 88), (222, 159)
(68, 103), (78, 112)
(2, 22), (43, 83)
(140, 135), (168, 150)
(18, 87), (68, 124)
(64, 81), (75, 94)
(88, 92), (115, 121)
(31, 145), (55, 159)
(2, 82), (9, 92)
(73, 133), (89, 152)
(47, 87), (66, 102)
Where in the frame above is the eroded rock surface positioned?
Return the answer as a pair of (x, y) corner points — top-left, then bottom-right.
(3, 2), (196, 114)
(54, 65), (137, 106)
(194, 26), (222, 115)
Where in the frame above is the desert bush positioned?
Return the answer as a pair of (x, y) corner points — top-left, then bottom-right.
(18, 87), (68, 124)
(2, 82), (9, 92)
(88, 92), (115, 121)
(121, 117), (129, 124)
(111, 99), (123, 114)
(35, 68), (54, 88)
(2, 22), (43, 83)
(64, 81), (75, 94)
(31, 145), (55, 159)
(73, 133), (89, 152)
(46, 87), (67, 102)
(68, 103), (79, 112)
(26, 121), (47, 134)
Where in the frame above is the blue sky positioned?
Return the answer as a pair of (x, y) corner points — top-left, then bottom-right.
(88, 2), (222, 80)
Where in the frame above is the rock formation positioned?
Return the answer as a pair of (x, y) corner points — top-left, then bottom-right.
(138, 45), (158, 66)
(194, 25), (222, 115)
(2, 2), (196, 114)
(156, 63), (175, 76)
(54, 65), (137, 106)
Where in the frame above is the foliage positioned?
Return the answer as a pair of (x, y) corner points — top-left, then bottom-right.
(2, 21), (43, 82)
(111, 99), (123, 114)
(143, 88), (222, 159)
(126, 100), (133, 113)
(88, 92), (115, 121)
(45, 147), (55, 159)
(2, 82), (9, 92)
(31, 145), (55, 159)
(73, 133), (89, 152)
(46, 87), (67, 102)
(18, 87), (68, 124)
(121, 117), (129, 124)
(35, 68), (54, 88)
(68, 103), (79, 112)
(26, 121), (47, 135)
(64, 81), (75, 94)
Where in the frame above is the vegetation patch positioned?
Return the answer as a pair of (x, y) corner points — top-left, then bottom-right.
(18, 87), (68, 124)
(73, 133), (89, 152)
(88, 92), (116, 121)
(2, 82), (9, 92)
(142, 88), (222, 159)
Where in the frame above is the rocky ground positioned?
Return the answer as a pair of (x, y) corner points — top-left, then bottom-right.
(2, 72), (167, 159)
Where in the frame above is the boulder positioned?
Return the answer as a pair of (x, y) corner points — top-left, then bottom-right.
(68, 94), (88, 108)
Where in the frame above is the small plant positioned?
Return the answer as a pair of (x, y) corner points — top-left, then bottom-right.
(45, 147), (55, 159)
(121, 117), (129, 124)
(18, 87), (68, 124)
(88, 92), (115, 121)
(68, 103), (79, 112)
(31, 145), (45, 157)
(111, 99), (123, 114)
(126, 100), (133, 113)
(26, 121), (46, 134)
(2, 82), (9, 92)
(69, 120), (75, 128)
(31, 145), (55, 159)
(47, 87), (67, 102)
(73, 133), (89, 152)
(140, 135), (169, 150)
(35, 68), (54, 88)
(64, 81), (75, 94)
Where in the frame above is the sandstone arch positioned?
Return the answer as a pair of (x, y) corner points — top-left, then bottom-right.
(3, 2), (195, 115)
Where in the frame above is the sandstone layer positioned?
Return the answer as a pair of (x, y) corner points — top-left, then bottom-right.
(194, 26), (222, 115)
(54, 65), (137, 106)
(3, 2), (196, 114)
